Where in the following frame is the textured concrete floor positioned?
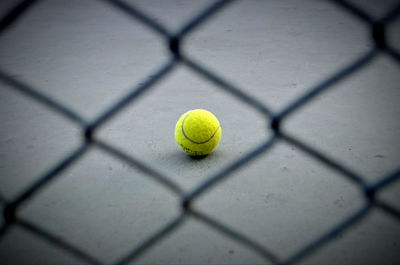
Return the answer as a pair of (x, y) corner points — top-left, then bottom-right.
(0, 0), (400, 264)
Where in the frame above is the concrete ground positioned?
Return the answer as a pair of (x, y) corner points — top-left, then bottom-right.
(0, 0), (399, 264)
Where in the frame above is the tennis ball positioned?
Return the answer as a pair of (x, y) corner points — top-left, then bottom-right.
(175, 109), (222, 156)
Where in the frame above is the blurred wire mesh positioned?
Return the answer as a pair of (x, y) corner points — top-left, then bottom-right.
(0, 0), (399, 264)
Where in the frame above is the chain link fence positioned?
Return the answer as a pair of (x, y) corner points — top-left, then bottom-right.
(0, 0), (399, 264)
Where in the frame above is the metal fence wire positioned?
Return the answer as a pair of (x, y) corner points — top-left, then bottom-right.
(0, 0), (400, 264)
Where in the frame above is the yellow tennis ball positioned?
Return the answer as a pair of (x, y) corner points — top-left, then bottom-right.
(175, 109), (222, 156)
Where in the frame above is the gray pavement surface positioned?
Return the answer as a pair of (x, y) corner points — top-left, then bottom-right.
(0, 0), (399, 264)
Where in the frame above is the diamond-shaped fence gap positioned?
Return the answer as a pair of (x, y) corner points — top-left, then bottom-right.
(15, 148), (180, 264)
(131, 217), (269, 265)
(300, 208), (400, 265)
(0, 225), (89, 265)
(329, 1), (400, 61)
(283, 55), (400, 184)
(17, 218), (104, 265)
(0, 85), (81, 199)
(0, 0), (167, 121)
(184, 0), (370, 112)
(95, 66), (271, 190)
(124, 0), (222, 33)
(194, 141), (364, 260)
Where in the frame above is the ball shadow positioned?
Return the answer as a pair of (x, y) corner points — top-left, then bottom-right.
(188, 154), (209, 160)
